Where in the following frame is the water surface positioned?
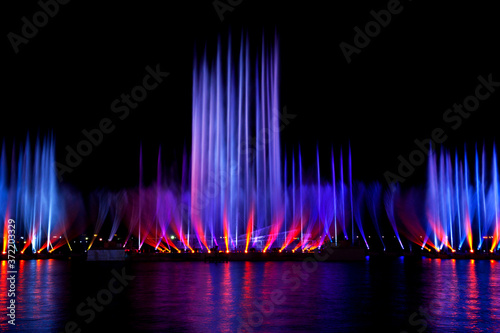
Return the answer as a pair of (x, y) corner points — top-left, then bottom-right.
(1, 258), (499, 332)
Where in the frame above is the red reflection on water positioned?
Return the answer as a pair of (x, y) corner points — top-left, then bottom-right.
(242, 261), (255, 304)
(447, 260), (459, 316)
(465, 260), (480, 328)
(489, 260), (500, 322)
(217, 263), (234, 332)
(33, 260), (43, 321)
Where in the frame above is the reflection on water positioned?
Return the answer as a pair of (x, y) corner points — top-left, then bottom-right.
(0, 258), (499, 332)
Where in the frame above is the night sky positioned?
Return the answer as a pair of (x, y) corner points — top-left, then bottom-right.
(3, 0), (500, 193)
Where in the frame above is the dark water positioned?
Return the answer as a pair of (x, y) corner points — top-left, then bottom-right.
(1, 258), (499, 332)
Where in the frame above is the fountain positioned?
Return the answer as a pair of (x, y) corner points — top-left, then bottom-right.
(1, 34), (499, 261)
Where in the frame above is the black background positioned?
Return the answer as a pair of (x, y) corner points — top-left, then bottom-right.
(3, 0), (500, 193)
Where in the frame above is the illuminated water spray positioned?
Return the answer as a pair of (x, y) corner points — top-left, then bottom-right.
(190, 33), (282, 252)
(397, 145), (500, 253)
(1, 135), (77, 254)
